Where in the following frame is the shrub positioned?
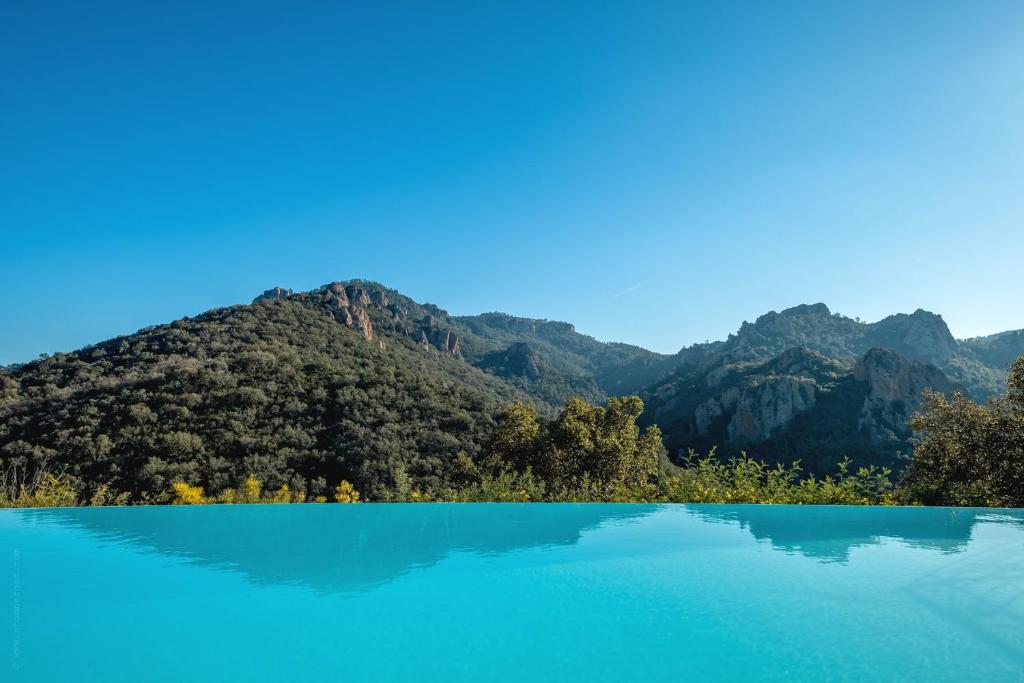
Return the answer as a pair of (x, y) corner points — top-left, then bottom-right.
(334, 480), (360, 503)
(655, 453), (894, 505)
(171, 482), (207, 505)
(89, 484), (131, 506)
(444, 468), (546, 502)
(0, 472), (82, 508)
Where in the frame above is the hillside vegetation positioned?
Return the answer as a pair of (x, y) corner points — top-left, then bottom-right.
(0, 297), (530, 502)
(2, 280), (1021, 505)
(901, 357), (1024, 507)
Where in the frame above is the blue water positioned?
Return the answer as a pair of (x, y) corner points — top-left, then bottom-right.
(1, 504), (1022, 682)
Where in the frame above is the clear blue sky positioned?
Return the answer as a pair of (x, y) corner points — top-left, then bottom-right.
(2, 1), (1023, 364)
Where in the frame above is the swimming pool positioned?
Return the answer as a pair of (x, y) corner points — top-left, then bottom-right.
(2, 504), (1022, 681)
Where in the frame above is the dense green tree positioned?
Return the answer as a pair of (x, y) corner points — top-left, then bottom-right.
(483, 403), (542, 473)
(901, 357), (1024, 506)
(484, 396), (663, 491)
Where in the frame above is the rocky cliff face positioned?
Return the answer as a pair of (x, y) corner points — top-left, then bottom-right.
(853, 347), (955, 445)
(254, 281), (463, 357)
(321, 282), (376, 341)
(694, 387), (741, 435)
(419, 326), (461, 357)
(689, 349), (843, 441)
(648, 348), (848, 445)
(727, 376), (818, 442)
(254, 287), (293, 302)
(641, 342), (956, 472)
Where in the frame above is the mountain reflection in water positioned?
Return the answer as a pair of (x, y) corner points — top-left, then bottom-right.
(19, 503), (654, 594)
(688, 504), (1022, 562)
(18, 504), (1024, 594)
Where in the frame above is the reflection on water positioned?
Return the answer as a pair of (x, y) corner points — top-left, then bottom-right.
(688, 505), (1024, 562)
(17, 504), (653, 594)
(6, 503), (1024, 682)
(16, 504), (1024, 594)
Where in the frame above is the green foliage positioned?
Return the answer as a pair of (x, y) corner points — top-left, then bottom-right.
(456, 312), (679, 401)
(436, 450), (895, 505)
(479, 396), (664, 493)
(901, 357), (1024, 506)
(483, 402), (542, 472)
(440, 396), (898, 504)
(545, 396), (662, 489)
(0, 465), (83, 508)
(0, 382), (902, 506)
(89, 483), (132, 506)
(0, 299), (528, 503)
(442, 468), (547, 502)
(3, 276), (1012, 507)
(658, 452), (895, 505)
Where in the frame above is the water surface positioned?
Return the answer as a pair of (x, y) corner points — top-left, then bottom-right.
(1, 504), (1022, 681)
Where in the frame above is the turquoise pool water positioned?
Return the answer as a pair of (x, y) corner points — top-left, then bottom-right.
(1, 504), (1022, 681)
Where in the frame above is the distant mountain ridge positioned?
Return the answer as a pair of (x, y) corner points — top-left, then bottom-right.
(662, 302), (1010, 400)
(635, 302), (1019, 472)
(255, 281), (680, 406)
(2, 280), (1021, 497)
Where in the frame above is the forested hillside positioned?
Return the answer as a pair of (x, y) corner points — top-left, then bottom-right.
(2, 280), (1021, 501)
(0, 295), (533, 501)
(455, 312), (680, 398)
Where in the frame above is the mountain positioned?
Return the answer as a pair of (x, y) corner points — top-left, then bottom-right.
(0, 284), (539, 501)
(260, 279), (682, 407)
(642, 346), (955, 473)
(1, 281), (1021, 498)
(957, 329), (1024, 382)
(0, 279), (690, 502)
(666, 302), (1017, 400)
(455, 312), (680, 401)
(640, 303), (1021, 474)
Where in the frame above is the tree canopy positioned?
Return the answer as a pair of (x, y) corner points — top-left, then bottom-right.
(901, 357), (1024, 506)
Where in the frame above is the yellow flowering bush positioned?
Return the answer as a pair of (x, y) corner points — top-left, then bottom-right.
(334, 480), (360, 503)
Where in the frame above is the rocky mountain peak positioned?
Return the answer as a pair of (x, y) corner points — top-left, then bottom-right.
(254, 280), (462, 356)
(866, 310), (957, 365)
(780, 302), (831, 317)
(253, 287), (293, 302)
(726, 303), (861, 362)
(749, 303), (831, 328)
